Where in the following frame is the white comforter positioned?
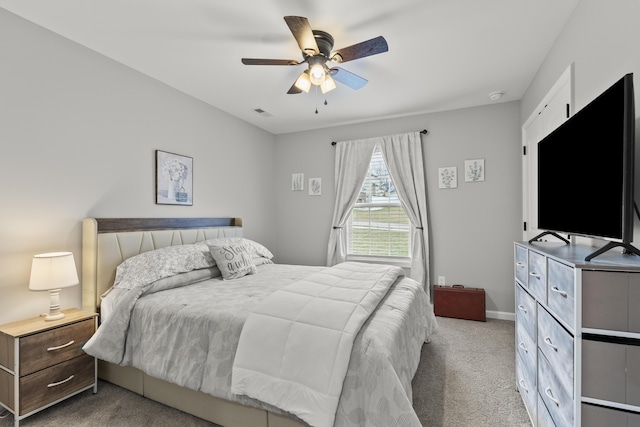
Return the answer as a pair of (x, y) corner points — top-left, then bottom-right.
(232, 262), (404, 427)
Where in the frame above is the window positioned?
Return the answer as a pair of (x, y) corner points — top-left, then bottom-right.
(347, 146), (411, 259)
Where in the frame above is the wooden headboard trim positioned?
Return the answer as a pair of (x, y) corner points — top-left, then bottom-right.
(94, 217), (242, 233)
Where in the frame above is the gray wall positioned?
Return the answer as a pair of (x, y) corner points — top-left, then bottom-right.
(521, 0), (640, 249)
(274, 102), (523, 318)
(0, 9), (276, 324)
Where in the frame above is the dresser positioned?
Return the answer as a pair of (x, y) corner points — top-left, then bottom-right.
(0, 308), (97, 427)
(515, 242), (640, 426)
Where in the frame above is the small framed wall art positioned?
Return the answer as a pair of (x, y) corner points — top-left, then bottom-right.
(309, 177), (322, 196)
(292, 173), (304, 191)
(438, 167), (457, 189)
(156, 150), (193, 205)
(465, 159), (485, 182)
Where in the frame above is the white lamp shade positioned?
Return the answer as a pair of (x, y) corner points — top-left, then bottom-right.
(29, 252), (79, 291)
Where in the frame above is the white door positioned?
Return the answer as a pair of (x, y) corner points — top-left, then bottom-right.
(522, 65), (573, 241)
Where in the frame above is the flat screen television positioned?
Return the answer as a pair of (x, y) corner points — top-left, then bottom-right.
(535, 73), (639, 261)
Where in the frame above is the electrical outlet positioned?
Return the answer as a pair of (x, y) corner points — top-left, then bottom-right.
(438, 276), (445, 286)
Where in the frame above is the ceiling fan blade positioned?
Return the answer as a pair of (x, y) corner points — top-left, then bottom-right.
(330, 67), (368, 90)
(284, 16), (320, 56)
(241, 58), (300, 66)
(331, 36), (388, 63)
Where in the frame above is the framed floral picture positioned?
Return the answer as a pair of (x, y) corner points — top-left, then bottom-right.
(465, 159), (485, 182)
(292, 173), (304, 191)
(156, 150), (193, 205)
(309, 177), (322, 196)
(438, 167), (457, 189)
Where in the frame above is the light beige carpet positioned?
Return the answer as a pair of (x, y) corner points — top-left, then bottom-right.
(413, 316), (531, 426)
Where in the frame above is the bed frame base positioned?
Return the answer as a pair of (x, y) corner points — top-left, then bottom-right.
(98, 361), (303, 427)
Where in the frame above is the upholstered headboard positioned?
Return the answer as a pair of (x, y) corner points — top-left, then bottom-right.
(81, 217), (243, 314)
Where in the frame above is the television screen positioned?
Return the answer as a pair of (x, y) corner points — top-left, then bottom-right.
(537, 73), (635, 244)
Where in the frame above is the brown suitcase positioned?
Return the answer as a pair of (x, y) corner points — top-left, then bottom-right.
(434, 284), (486, 321)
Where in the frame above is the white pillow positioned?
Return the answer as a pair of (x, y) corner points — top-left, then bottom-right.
(207, 240), (257, 280)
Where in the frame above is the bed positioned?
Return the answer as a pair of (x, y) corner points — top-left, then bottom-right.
(81, 217), (437, 427)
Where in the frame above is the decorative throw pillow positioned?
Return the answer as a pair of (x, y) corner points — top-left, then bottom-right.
(207, 241), (257, 280)
(202, 237), (274, 261)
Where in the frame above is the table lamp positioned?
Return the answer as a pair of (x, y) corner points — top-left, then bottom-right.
(29, 252), (79, 321)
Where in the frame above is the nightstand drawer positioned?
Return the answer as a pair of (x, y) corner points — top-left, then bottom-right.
(20, 319), (94, 376)
(20, 354), (94, 414)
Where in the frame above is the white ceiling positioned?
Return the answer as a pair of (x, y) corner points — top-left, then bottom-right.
(1, 0), (579, 135)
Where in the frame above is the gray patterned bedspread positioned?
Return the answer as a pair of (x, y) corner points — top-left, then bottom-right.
(88, 263), (437, 427)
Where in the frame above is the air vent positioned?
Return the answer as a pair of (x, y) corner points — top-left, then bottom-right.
(253, 108), (273, 117)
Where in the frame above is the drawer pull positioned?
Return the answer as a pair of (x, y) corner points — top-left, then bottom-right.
(518, 379), (529, 392)
(47, 340), (75, 351)
(545, 387), (560, 406)
(544, 336), (558, 351)
(518, 342), (528, 353)
(516, 262), (525, 268)
(550, 286), (568, 298)
(517, 304), (527, 314)
(529, 272), (540, 279)
(47, 375), (74, 388)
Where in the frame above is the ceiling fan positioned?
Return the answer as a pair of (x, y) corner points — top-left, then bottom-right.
(241, 16), (388, 95)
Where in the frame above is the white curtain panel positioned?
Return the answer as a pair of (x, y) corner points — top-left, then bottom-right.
(326, 139), (377, 266)
(327, 132), (430, 291)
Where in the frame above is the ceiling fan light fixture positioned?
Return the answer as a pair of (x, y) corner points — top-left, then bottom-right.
(309, 63), (326, 85)
(294, 71), (312, 93)
(320, 75), (336, 94)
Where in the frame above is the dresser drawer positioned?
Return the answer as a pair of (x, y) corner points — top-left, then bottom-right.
(583, 271), (640, 334)
(538, 349), (573, 427)
(20, 353), (94, 414)
(516, 352), (536, 423)
(537, 393), (556, 427)
(516, 321), (536, 370)
(516, 284), (536, 341)
(20, 319), (94, 376)
(515, 245), (528, 286)
(547, 259), (575, 330)
(538, 306), (574, 396)
(528, 251), (547, 303)
(582, 403), (637, 427)
(582, 339), (640, 406)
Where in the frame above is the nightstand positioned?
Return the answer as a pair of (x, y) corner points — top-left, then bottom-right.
(0, 308), (97, 427)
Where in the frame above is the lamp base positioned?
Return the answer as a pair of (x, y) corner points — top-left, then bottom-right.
(44, 289), (66, 322)
(44, 311), (65, 321)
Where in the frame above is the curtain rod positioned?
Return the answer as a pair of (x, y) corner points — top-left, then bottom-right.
(331, 129), (428, 146)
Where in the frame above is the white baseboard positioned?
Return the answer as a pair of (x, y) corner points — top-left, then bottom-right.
(486, 310), (515, 322)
